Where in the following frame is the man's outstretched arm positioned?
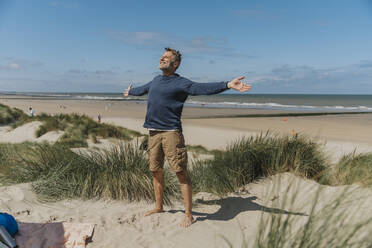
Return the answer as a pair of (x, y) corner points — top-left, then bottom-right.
(123, 81), (152, 96)
(185, 76), (251, 95)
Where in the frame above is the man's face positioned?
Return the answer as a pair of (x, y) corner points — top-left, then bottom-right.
(159, 51), (178, 71)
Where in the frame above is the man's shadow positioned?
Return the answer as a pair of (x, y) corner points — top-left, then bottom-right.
(169, 196), (307, 221)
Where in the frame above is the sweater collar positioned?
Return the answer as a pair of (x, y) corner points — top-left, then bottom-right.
(161, 73), (179, 79)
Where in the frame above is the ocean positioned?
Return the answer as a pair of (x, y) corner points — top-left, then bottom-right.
(1, 92), (372, 112)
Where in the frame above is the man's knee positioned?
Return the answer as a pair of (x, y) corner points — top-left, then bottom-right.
(176, 170), (191, 185)
(151, 170), (164, 180)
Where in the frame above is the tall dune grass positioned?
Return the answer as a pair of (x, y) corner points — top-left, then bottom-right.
(1, 132), (371, 203)
(0, 142), (79, 184)
(0, 142), (179, 204)
(218, 176), (372, 248)
(0, 143), (29, 177)
(190, 132), (328, 195)
(34, 113), (142, 139)
(329, 152), (372, 187)
(255, 176), (372, 248)
(0, 103), (28, 125)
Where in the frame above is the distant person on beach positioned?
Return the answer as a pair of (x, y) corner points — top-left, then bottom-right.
(123, 47), (251, 227)
(29, 107), (35, 117)
(98, 114), (101, 123)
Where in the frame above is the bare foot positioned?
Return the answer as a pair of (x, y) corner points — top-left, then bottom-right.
(180, 214), (195, 228)
(144, 208), (164, 216)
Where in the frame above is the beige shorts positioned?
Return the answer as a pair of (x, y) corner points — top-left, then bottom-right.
(148, 130), (188, 173)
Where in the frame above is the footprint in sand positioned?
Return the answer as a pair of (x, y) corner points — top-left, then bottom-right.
(15, 209), (31, 216)
(47, 215), (58, 223)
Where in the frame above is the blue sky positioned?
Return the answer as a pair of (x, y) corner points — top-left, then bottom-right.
(1, 0), (372, 94)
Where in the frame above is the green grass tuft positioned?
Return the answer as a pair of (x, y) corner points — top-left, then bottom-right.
(0, 142), (179, 203)
(190, 132), (328, 195)
(0, 103), (29, 125)
(1, 103), (143, 148)
(32, 113), (142, 142)
(186, 144), (210, 154)
(329, 152), (372, 186)
(1, 128), (372, 207)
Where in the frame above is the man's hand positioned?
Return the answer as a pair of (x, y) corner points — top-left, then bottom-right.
(123, 84), (133, 97)
(227, 76), (251, 92)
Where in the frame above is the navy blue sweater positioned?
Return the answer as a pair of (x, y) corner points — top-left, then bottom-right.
(129, 74), (228, 131)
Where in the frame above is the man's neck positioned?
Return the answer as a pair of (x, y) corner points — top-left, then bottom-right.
(162, 70), (176, 77)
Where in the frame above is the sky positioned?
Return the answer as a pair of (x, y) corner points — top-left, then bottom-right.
(1, 0), (372, 94)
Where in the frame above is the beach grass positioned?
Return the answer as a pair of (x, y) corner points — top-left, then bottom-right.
(218, 176), (372, 248)
(56, 135), (88, 148)
(0, 103), (28, 125)
(190, 132), (328, 195)
(1, 131), (371, 203)
(0, 142), (179, 204)
(0, 142), (39, 180)
(1, 102), (143, 147)
(33, 113), (142, 139)
(186, 144), (210, 154)
(254, 180), (372, 248)
(329, 152), (372, 187)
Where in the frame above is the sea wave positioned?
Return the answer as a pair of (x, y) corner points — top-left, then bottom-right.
(4, 92), (372, 112)
(186, 101), (372, 111)
(22, 93), (144, 101)
(2, 92), (72, 97)
(36, 93), (72, 97)
(75, 95), (125, 100)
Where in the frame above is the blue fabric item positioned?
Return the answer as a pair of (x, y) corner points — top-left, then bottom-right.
(129, 74), (228, 131)
(0, 213), (18, 236)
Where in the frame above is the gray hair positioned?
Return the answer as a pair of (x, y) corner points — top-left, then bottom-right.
(164, 47), (182, 69)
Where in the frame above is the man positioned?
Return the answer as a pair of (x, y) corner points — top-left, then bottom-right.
(123, 47), (251, 227)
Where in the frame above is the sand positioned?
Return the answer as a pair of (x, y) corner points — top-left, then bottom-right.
(0, 174), (371, 247)
(2, 97), (372, 145)
(1, 97), (372, 247)
(0, 121), (64, 144)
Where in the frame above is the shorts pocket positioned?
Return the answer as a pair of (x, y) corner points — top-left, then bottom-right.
(176, 147), (187, 164)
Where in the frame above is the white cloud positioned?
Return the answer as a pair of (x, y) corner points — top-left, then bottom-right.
(3, 57), (43, 68)
(246, 61), (372, 93)
(0, 63), (20, 71)
(0, 57), (44, 72)
(9, 63), (20, 70)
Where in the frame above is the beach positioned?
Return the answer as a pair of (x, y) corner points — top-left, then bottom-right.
(2, 97), (372, 159)
(3, 0), (372, 246)
(1, 97), (372, 247)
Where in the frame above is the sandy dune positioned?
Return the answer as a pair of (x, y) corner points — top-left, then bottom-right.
(0, 121), (64, 144)
(0, 173), (371, 247)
